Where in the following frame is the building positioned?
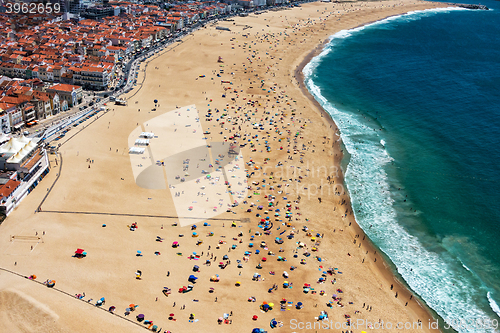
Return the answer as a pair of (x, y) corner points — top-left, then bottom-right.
(0, 102), (23, 132)
(71, 66), (110, 90)
(32, 91), (53, 120)
(0, 136), (50, 216)
(46, 83), (83, 107)
(0, 110), (11, 134)
(69, 0), (81, 14)
(81, 6), (115, 20)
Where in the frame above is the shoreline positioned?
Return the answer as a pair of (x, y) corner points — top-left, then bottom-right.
(292, 5), (449, 332)
(0, 2), (457, 332)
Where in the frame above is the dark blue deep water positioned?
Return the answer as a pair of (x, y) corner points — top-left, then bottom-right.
(303, 2), (500, 331)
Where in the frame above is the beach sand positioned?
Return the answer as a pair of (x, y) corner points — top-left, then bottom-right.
(0, 1), (450, 332)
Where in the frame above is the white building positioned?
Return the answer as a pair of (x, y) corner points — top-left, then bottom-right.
(0, 136), (50, 216)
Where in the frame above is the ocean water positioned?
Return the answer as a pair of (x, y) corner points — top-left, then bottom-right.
(303, 2), (500, 332)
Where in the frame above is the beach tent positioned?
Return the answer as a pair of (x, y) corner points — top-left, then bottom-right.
(129, 147), (145, 154)
(135, 139), (150, 145)
(140, 132), (155, 138)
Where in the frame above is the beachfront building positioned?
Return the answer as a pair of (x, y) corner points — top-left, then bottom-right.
(238, 0), (254, 8)
(47, 84), (83, 107)
(22, 104), (37, 125)
(0, 136), (50, 216)
(0, 109), (11, 134)
(0, 102), (22, 133)
(71, 66), (111, 90)
(8, 107), (24, 132)
(0, 94), (35, 125)
(32, 91), (53, 120)
(0, 174), (21, 216)
(267, 0), (286, 5)
(49, 93), (61, 116)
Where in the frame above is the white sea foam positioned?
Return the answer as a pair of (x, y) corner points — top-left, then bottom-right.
(487, 292), (500, 318)
(303, 7), (497, 333)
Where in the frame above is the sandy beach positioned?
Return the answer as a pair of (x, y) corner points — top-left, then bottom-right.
(0, 1), (451, 332)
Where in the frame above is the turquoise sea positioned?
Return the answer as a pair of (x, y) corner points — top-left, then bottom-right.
(303, 1), (500, 332)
